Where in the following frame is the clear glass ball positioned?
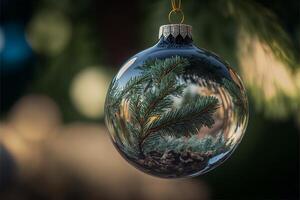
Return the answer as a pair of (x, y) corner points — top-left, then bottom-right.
(105, 35), (248, 178)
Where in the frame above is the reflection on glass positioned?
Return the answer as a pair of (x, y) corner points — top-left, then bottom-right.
(105, 39), (248, 178)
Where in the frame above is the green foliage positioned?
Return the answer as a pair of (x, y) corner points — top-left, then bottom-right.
(226, 0), (298, 69)
(139, 56), (188, 84)
(107, 56), (220, 158)
(147, 96), (219, 137)
(222, 78), (248, 128)
(142, 0), (299, 70)
(143, 133), (230, 155)
(107, 75), (149, 112)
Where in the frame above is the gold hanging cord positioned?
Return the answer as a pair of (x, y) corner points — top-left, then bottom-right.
(168, 0), (185, 24)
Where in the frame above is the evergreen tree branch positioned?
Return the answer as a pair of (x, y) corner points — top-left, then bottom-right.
(140, 96), (219, 148)
(139, 56), (189, 121)
(143, 133), (230, 155)
(108, 75), (149, 110)
(108, 56), (220, 158)
(226, 0), (298, 69)
(139, 56), (189, 84)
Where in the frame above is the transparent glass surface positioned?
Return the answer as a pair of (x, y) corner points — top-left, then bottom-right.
(105, 36), (248, 178)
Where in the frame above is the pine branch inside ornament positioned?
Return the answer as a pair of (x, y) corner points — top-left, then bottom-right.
(105, 0), (248, 178)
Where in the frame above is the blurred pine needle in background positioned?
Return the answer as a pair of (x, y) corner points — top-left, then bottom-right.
(143, 0), (300, 120)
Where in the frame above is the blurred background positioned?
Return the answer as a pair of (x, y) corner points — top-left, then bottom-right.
(0, 0), (299, 199)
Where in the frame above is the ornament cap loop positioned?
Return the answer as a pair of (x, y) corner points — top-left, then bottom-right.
(168, 9), (185, 24)
(169, 0), (184, 23)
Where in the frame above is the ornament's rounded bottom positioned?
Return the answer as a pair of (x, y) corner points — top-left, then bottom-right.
(116, 146), (231, 178)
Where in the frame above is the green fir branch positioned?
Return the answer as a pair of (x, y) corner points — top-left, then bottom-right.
(107, 75), (151, 116)
(139, 56), (188, 85)
(108, 56), (220, 158)
(227, 0), (298, 69)
(145, 96), (219, 138)
(143, 133), (231, 155)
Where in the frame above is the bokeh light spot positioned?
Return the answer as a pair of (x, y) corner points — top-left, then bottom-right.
(70, 67), (111, 119)
(0, 23), (33, 71)
(27, 9), (72, 56)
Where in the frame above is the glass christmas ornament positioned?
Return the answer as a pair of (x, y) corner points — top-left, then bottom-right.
(105, 24), (248, 178)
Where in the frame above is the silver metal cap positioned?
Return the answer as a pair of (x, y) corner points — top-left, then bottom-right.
(158, 24), (192, 39)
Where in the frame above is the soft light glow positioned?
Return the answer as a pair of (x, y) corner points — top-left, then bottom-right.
(8, 95), (61, 142)
(295, 69), (300, 91)
(0, 92), (208, 199)
(27, 9), (72, 56)
(70, 67), (111, 118)
(49, 123), (209, 199)
(0, 120), (208, 199)
(238, 31), (299, 118)
(0, 23), (33, 70)
(0, 94), (61, 177)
